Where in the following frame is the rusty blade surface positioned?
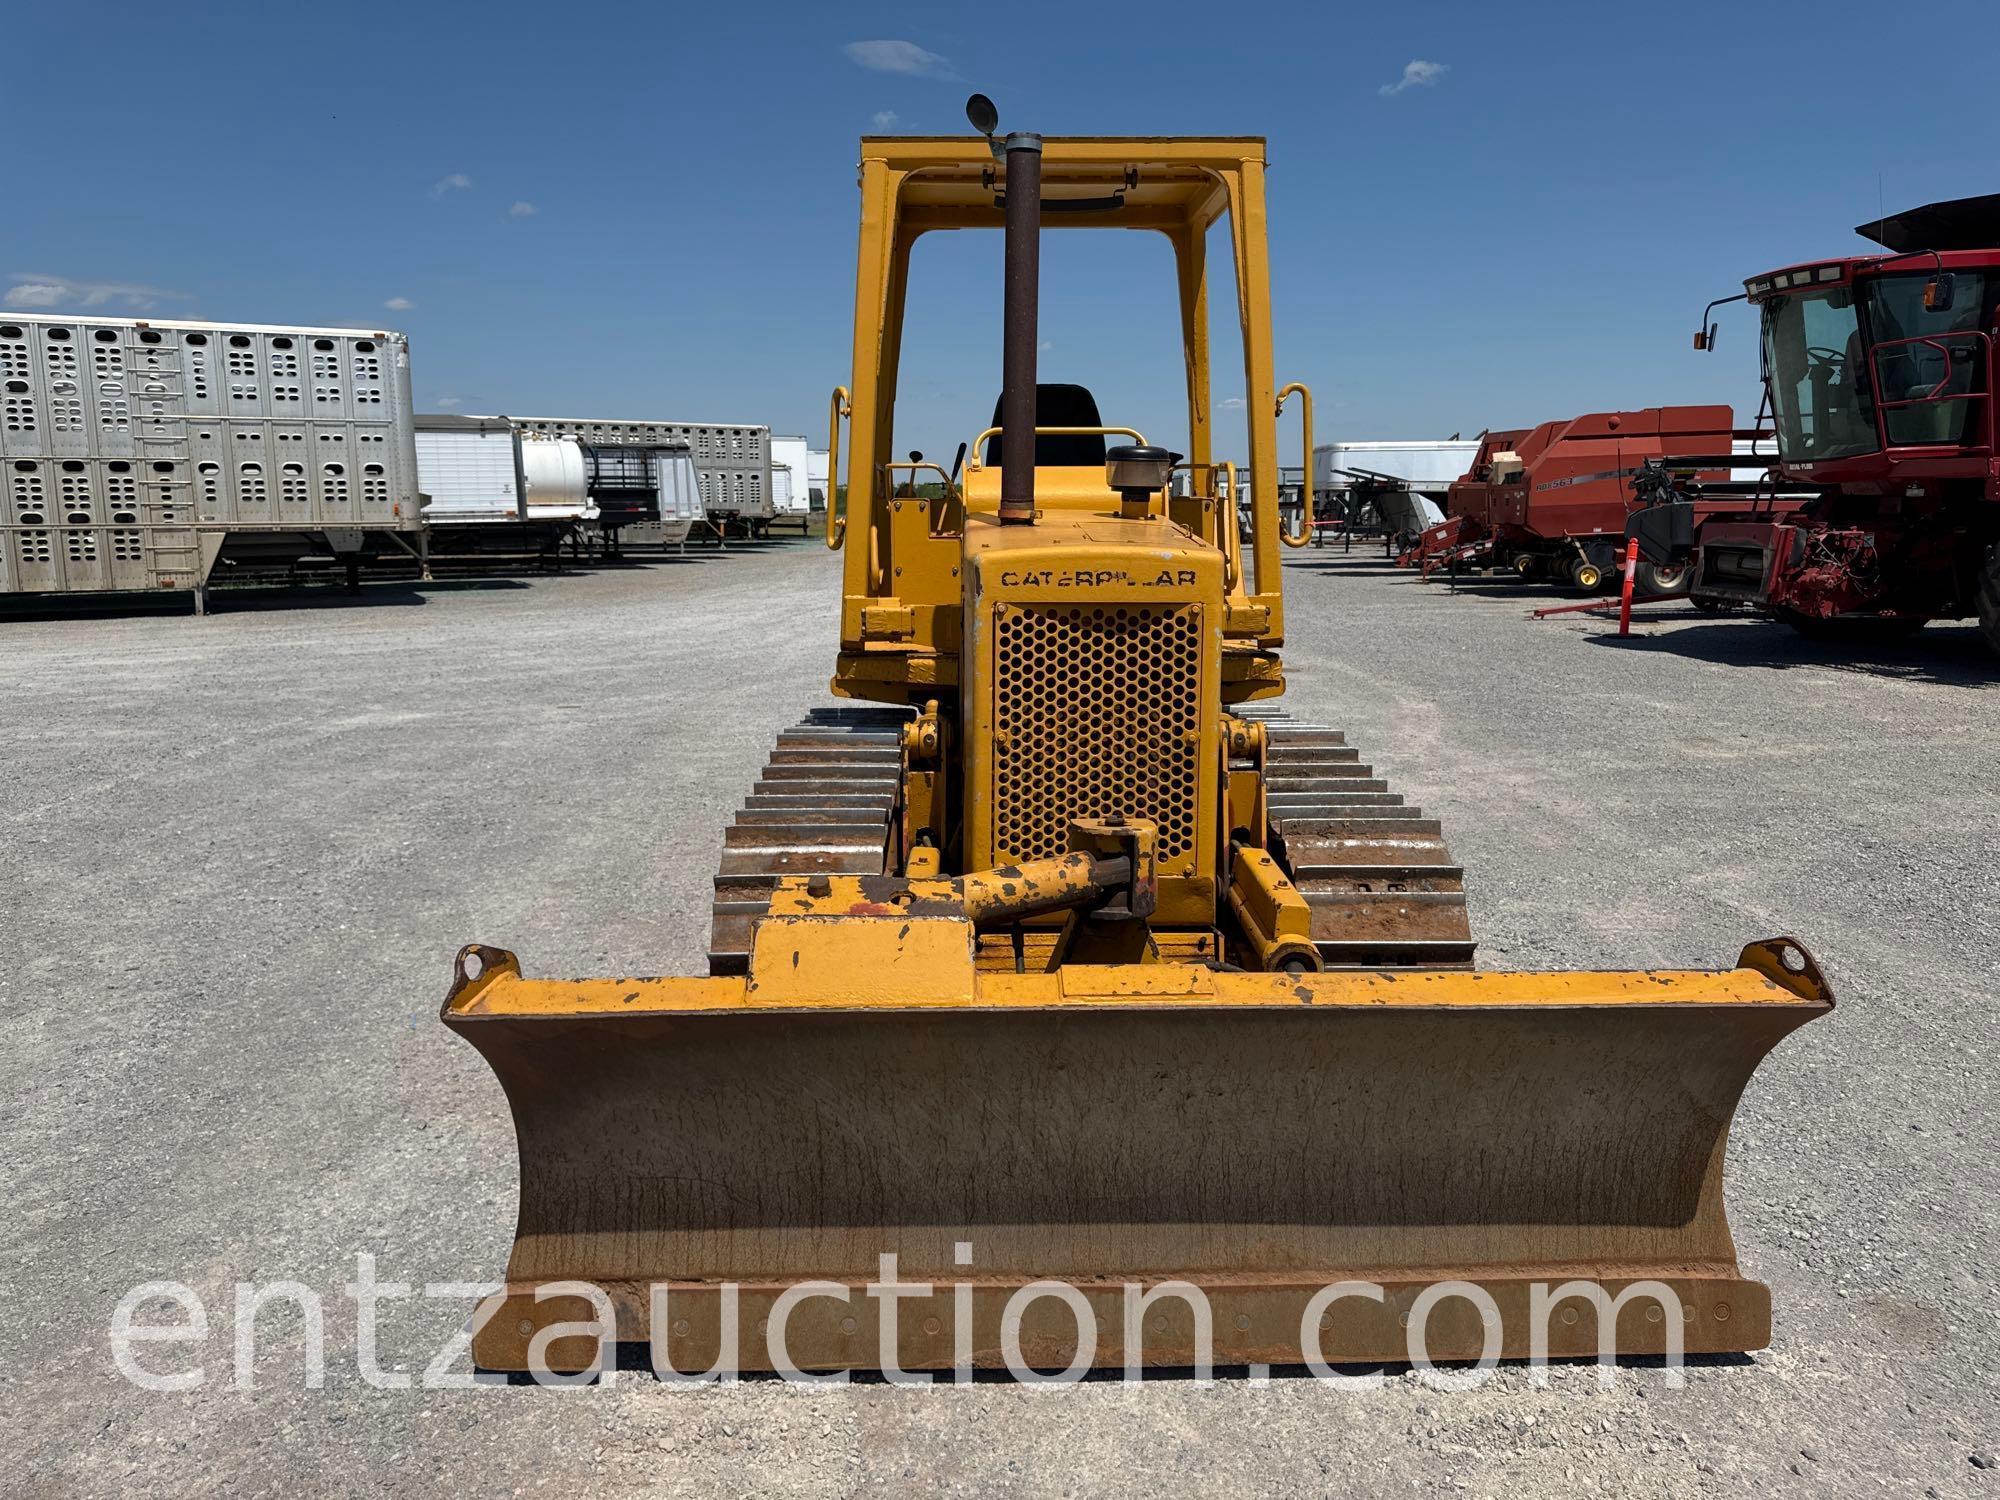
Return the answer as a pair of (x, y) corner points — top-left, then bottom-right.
(445, 960), (1826, 1371)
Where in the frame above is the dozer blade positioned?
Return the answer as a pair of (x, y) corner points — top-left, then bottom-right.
(443, 936), (1829, 1376)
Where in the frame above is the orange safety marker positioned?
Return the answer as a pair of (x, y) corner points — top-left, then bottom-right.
(1618, 537), (1640, 637)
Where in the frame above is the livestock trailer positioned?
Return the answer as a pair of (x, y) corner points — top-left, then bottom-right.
(514, 415), (771, 536)
(1, 314), (423, 611)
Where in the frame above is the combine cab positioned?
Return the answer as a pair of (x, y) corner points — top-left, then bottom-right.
(1633, 193), (2000, 649)
(442, 100), (1829, 1376)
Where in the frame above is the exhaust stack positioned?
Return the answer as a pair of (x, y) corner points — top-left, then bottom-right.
(973, 93), (1042, 527)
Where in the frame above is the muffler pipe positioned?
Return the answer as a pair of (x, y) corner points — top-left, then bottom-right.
(999, 131), (1043, 525)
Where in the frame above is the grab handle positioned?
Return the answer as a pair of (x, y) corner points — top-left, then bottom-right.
(825, 386), (851, 550)
(1276, 382), (1314, 548)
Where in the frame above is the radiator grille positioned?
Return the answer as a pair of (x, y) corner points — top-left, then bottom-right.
(993, 603), (1201, 869)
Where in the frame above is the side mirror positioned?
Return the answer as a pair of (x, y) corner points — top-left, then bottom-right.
(1924, 273), (1956, 312)
(1694, 293), (1746, 352)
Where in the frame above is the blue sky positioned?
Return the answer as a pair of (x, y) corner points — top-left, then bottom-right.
(10, 1), (1996, 458)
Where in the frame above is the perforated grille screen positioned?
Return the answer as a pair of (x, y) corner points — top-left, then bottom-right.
(992, 603), (1202, 870)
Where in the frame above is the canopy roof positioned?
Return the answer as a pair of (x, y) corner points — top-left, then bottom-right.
(859, 136), (1266, 233)
(1855, 192), (2000, 253)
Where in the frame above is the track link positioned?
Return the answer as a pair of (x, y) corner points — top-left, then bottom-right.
(706, 706), (909, 976)
(1240, 706), (1476, 970)
(709, 703), (1473, 975)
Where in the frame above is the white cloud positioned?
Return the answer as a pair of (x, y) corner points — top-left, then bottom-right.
(383, 296), (415, 311)
(1379, 59), (1447, 96)
(872, 110), (900, 130)
(843, 39), (953, 78)
(5, 273), (189, 311)
(433, 395), (463, 410)
(508, 200), (537, 218)
(430, 172), (473, 197)
(1221, 396), (1247, 410)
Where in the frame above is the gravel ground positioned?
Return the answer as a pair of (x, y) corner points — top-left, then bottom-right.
(2, 540), (1995, 1497)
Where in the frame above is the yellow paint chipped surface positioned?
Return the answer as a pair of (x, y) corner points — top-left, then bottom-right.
(449, 961), (1812, 1018)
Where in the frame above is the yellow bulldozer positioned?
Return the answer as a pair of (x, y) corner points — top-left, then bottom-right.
(443, 98), (1829, 1377)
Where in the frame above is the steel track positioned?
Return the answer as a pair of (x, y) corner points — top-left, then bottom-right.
(709, 704), (1474, 975)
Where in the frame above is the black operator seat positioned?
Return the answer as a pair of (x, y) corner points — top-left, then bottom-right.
(983, 384), (1108, 467)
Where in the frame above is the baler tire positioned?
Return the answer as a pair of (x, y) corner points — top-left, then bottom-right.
(1569, 557), (1604, 592)
(1635, 560), (1692, 598)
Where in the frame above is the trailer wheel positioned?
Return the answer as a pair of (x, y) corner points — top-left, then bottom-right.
(1511, 552), (1538, 578)
(1569, 556), (1604, 591)
(1635, 560), (1692, 598)
(1979, 545), (2000, 658)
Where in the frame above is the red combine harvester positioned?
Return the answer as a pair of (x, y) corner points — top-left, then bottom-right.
(1629, 193), (2000, 651)
(1406, 409), (1753, 593)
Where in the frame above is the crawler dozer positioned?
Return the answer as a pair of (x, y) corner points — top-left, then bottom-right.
(444, 100), (1829, 1375)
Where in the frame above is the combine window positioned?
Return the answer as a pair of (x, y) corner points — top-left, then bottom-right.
(1863, 272), (1990, 447)
(1762, 289), (1878, 462)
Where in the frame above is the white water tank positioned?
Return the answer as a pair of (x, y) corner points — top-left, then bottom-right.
(519, 434), (594, 522)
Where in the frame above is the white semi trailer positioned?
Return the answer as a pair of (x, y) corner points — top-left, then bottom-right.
(1312, 439), (1480, 502)
(1, 313), (423, 611)
(807, 448), (829, 517)
(769, 434), (812, 531)
(1311, 438), (1480, 546)
(415, 415), (594, 551)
